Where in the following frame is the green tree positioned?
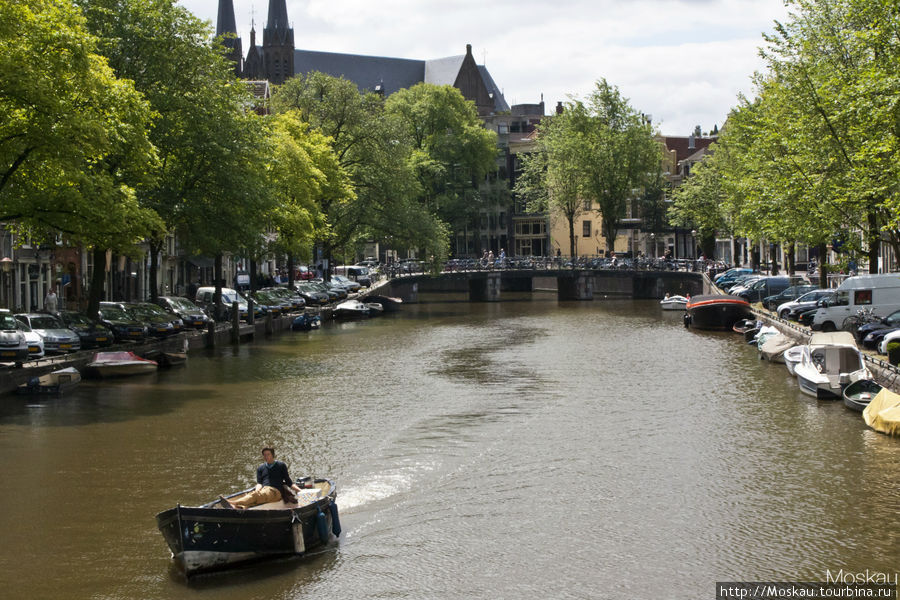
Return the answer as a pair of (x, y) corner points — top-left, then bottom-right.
(385, 83), (498, 241)
(272, 72), (428, 266)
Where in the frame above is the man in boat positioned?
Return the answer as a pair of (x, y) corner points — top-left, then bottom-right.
(221, 447), (302, 509)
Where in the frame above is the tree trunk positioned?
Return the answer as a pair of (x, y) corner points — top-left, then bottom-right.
(786, 244), (796, 275)
(770, 242), (779, 275)
(817, 242), (828, 289)
(567, 215), (575, 257)
(867, 210), (880, 274)
(287, 254), (295, 289)
(148, 238), (162, 303)
(214, 253), (223, 320)
(250, 258), (257, 293)
(751, 245), (760, 271)
(86, 247), (107, 319)
(732, 238), (740, 267)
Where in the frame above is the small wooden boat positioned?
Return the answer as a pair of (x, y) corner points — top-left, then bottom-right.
(16, 367), (81, 395)
(365, 302), (384, 315)
(87, 351), (158, 377)
(660, 295), (688, 310)
(333, 299), (371, 319)
(156, 478), (340, 577)
(783, 345), (803, 376)
(365, 295), (402, 313)
(158, 352), (186, 368)
(733, 318), (760, 336)
(842, 379), (882, 412)
(794, 332), (870, 399)
(685, 295), (753, 330)
(863, 387), (900, 436)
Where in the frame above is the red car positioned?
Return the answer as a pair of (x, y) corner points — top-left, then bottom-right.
(295, 266), (315, 280)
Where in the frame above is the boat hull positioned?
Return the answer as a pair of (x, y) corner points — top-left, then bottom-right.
(842, 379), (882, 412)
(156, 481), (337, 576)
(365, 295), (402, 313)
(686, 295), (753, 330)
(796, 371), (841, 399)
(91, 363), (157, 377)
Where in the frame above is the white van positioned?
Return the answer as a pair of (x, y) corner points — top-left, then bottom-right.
(811, 273), (900, 332)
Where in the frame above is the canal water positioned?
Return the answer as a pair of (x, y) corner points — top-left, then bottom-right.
(0, 298), (897, 599)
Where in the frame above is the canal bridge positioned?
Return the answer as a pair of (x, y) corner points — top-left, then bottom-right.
(376, 268), (712, 303)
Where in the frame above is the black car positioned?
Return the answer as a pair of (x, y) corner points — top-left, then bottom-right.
(157, 296), (211, 329)
(123, 302), (179, 337)
(58, 311), (114, 349)
(858, 309), (900, 347)
(248, 290), (285, 317)
(262, 287), (306, 311)
(763, 284), (817, 311)
(736, 276), (796, 303)
(97, 305), (147, 342)
(296, 283), (330, 305)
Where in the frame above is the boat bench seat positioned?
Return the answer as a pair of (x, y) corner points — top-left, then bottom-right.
(246, 489), (322, 511)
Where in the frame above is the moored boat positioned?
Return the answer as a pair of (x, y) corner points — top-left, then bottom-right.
(783, 345), (803, 375)
(156, 478), (340, 576)
(16, 367), (81, 395)
(793, 332), (870, 399)
(333, 299), (371, 319)
(365, 295), (402, 313)
(291, 313), (321, 331)
(758, 333), (794, 363)
(660, 294), (688, 311)
(862, 388), (900, 436)
(685, 294), (753, 330)
(842, 379), (882, 412)
(86, 351), (158, 377)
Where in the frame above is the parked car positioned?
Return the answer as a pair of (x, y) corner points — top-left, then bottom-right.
(195, 286), (262, 321)
(58, 311), (114, 349)
(306, 281), (341, 302)
(858, 309), (900, 348)
(319, 280), (349, 299)
(735, 276), (798, 303)
(334, 266), (371, 287)
(295, 265), (315, 281)
(97, 305), (147, 342)
(812, 273), (900, 332)
(262, 287), (306, 311)
(331, 274), (361, 293)
(156, 296), (211, 329)
(15, 313), (81, 354)
(129, 302), (185, 334)
(17, 320), (45, 359)
(723, 274), (765, 294)
(103, 302), (174, 338)
(248, 290), (285, 317)
(777, 289), (834, 320)
(763, 284), (817, 311)
(0, 310), (30, 362)
(296, 283), (330, 305)
(714, 267), (754, 288)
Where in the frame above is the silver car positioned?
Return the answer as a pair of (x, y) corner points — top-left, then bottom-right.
(15, 313), (81, 354)
(0, 311), (29, 362)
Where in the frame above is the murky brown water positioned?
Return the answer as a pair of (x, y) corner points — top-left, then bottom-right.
(0, 298), (896, 599)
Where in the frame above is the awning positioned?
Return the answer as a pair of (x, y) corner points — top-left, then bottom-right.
(186, 256), (214, 269)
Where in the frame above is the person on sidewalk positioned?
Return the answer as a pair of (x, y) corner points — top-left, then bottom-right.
(222, 447), (302, 509)
(44, 288), (58, 314)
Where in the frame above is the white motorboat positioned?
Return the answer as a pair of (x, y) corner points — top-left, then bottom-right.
(660, 295), (688, 310)
(16, 366), (81, 395)
(87, 351), (158, 377)
(793, 332), (870, 399)
(333, 299), (371, 319)
(783, 345), (803, 375)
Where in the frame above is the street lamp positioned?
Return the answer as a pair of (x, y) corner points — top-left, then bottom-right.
(1, 257), (12, 309)
(691, 230), (698, 259)
(649, 233), (656, 259)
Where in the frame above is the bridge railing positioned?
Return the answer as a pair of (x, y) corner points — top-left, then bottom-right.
(379, 256), (725, 279)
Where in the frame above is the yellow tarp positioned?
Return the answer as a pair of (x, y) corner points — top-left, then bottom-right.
(862, 387), (900, 436)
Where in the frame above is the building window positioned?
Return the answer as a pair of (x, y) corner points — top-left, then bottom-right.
(583, 198), (591, 211)
(583, 221), (591, 237)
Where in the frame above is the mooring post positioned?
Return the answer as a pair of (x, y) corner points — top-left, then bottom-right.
(231, 301), (240, 344)
(206, 320), (216, 348)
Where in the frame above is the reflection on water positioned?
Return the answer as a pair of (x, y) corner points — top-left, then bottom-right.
(0, 299), (896, 599)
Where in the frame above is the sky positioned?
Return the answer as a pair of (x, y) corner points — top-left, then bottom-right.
(178, 0), (791, 135)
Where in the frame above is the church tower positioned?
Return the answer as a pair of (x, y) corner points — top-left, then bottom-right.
(262, 0), (294, 84)
(215, 0), (242, 77)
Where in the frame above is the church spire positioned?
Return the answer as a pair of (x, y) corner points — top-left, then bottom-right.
(266, 0), (290, 31)
(215, 0), (242, 76)
(262, 0), (294, 84)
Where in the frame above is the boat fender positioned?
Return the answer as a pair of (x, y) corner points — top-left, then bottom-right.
(683, 313), (692, 328)
(329, 502), (341, 537)
(316, 505), (329, 543)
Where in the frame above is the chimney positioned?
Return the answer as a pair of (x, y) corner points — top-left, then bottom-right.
(466, 43), (472, 56)
(556, 101), (563, 115)
(688, 134), (695, 150)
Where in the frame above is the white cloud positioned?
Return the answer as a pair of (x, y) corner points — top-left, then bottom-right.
(180, 0), (789, 133)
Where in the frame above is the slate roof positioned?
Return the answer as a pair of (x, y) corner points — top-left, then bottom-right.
(477, 65), (509, 112)
(424, 55), (465, 86)
(294, 49), (425, 95)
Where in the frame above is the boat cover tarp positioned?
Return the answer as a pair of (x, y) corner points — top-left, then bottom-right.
(862, 388), (900, 436)
(759, 334), (794, 362)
